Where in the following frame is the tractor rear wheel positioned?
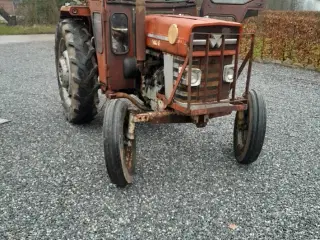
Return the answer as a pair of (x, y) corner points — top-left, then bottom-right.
(55, 19), (98, 124)
(103, 99), (136, 188)
(233, 90), (267, 164)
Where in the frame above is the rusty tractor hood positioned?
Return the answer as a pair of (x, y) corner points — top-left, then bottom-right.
(145, 14), (242, 56)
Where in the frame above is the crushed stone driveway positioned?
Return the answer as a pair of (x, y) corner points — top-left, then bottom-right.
(0, 37), (319, 239)
(0, 34), (54, 44)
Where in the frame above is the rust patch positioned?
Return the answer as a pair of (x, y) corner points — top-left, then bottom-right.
(60, 6), (90, 17)
(133, 111), (192, 124)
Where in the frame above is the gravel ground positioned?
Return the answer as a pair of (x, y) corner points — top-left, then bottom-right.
(0, 40), (319, 240)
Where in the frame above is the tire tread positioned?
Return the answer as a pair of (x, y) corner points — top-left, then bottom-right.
(103, 99), (130, 188)
(55, 19), (98, 124)
(234, 90), (267, 164)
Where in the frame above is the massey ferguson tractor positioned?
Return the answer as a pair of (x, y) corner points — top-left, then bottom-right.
(55, 0), (266, 187)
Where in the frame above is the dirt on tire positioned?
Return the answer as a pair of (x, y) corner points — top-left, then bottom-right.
(55, 19), (98, 124)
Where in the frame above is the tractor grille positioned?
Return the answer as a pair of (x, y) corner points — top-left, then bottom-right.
(173, 56), (222, 103)
(192, 26), (239, 52)
(173, 27), (240, 104)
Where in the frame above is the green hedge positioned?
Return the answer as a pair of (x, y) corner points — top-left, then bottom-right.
(241, 10), (320, 70)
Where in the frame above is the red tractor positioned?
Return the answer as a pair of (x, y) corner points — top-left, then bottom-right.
(55, 0), (266, 187)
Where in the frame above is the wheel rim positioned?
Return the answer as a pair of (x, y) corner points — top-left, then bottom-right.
(120, 112), (135, 183)
(235, 110), (249, 153)
(58, 39), (72, 107)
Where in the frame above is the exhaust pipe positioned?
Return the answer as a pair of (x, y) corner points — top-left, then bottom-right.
(136, 0), (146, 71)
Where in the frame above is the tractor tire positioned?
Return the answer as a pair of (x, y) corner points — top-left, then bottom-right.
(55, 19), (98, 124)
(233, 90), (267, 164)
(103, 99), (136, 188)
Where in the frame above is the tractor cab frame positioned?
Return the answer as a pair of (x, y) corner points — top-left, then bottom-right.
(200, 0), (265, 22)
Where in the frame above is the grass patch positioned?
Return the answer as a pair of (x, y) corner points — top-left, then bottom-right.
(253, 37), (264, 59)
(0, 24), (55, 35)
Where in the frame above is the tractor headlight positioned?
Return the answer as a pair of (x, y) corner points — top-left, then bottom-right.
(223, 64), (235, 83)
(179, 67), (202, 86)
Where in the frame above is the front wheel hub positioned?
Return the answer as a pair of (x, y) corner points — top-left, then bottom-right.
(235, 111), (249, 151)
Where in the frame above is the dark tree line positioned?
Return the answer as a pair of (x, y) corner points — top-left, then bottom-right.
(16, 0), (86, 25)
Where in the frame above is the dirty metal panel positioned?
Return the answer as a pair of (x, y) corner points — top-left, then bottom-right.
(106, 4), (136, 91)
(133, 111), (192, 124)
(60, 6), (91, 17)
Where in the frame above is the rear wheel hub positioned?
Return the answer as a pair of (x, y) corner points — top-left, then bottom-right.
(58, 53), (69, 89)
(58, 45), (72, 107)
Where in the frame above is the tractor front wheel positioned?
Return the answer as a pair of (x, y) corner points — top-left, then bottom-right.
(103, 99), (136, 188)
(233, 90), (267, 164)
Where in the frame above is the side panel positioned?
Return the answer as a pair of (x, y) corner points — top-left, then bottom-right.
(200, 0), (265, 22)
(89, 1), (139, 92)
(105, 3), (136, 91)
(88, 0), (109, 91)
